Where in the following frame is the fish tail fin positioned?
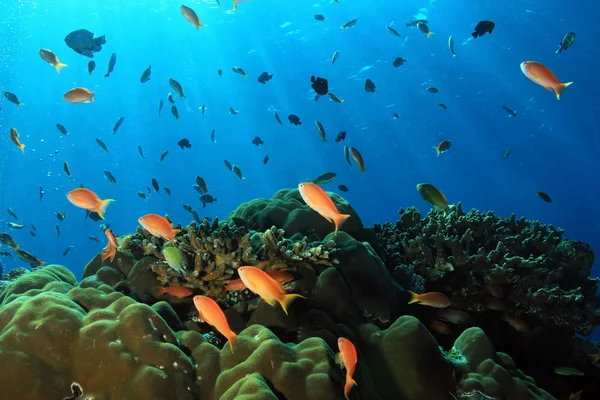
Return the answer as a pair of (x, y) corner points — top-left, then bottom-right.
(40, 261), (47, 266)
(227, 331), (238, 353)
(19, 144), (25, 153)
(555, 82), (573, 100)
(452, 54), (456, 58)
(97, 199), (115, 220)
(427, 31), (435, 38)
(55, 62), (67, 74)
(333, 213), (351, 235)
(360, 166), (367, 172)
(279, 293), (305, 315)
(344, 378), (357, 399)
(433, 146), (440, 157)
(471, 32), (478, 39)
(16, 103), (25, 109)
(408, 290), (420, 304)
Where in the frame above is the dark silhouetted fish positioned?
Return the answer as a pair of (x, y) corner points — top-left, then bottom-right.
(263, 155), (269, 165)
(200, 194), (217, 208)
(311, 76), (328, 95)
(104, 53), (116, 77)
(472, 21), (495, 38)
(87, 60), (96, 75)
(56, 123), (69, 135)
(111, 117), (124, 134)
(502, 104), (516, 117)
(258, 72), (273, 84)
(96, 138), (108, 152)
(178, 138), (192, 149)
(252, 136), (264, 146)
(4, 92), (24, 108)
(64, 29), (106, 58)
(140, 65), (151, 83)
(160, 150), (169, 163)
(152, 178), (160, 193)
(392, 57), (407, 68)
(210, 129), (216, 143)
(171, 105), (180, 119)
(274, 112), (283, 125)
(288, 114), (302, 125)
(365, 79), (376, 93)
(138, 145), (145, 158)
(335, 131), (346, 142)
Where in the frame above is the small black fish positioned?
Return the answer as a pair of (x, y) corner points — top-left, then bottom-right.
(104, 169), (117, 185)
(310, 76), (328, 95)
(111, 116), (124, 134)
(39, 186), (44, 201)
(392, 57), (407, 68)
(502, 148), (512, 159)
(63, 246), (74, 256)
(152, 178), (160, 193)
(56, 224), (60, 238)
(252, 136), (264, 146)
(169, 78), (186, 99)
(232, 165), (245, 180)
(288, 114), (302, 125)
(536, 190), (552, 203)
(200, 104), (206, 115)
(210, 129), (216, 143)
(365, 79), (376, 93)
(438, 103), (448, 110)
(405, 19), (427, 28)
(393, 112), (399, 119)
(56, 123), (69, 135)
(387, 26), (403, 37)
(138, 145), (145, 158)
(62, 161), (71, 178)
(140, 64), (152, 83)
(158, 99), (164, 116)
(96, 138), (108, 152)
(263, 155), (269, 165)
(274, 112), (283, 125)
(258, 72), (273, 84)
(338, 184), (349, 192)
(7, 208), (18, 220)
(190, 209), (201, 224)
(177, 138), (192, 149)
(89, 235), (101, 242)
(335, 131), (347, 142)
(314, 14), (326, 22)
(57, 211), (66, 221)
(30, 226), (36, 237)
(417, 22), (434, 38)
(86, 211), (103, 222)
(472, 21), (495, 38)
(87, 60), (96, 75)
(195, 176), (209, 194)
(427, 87), (439, 94)
(224, 160), (233, 170)
(171, 105), (180, 119)
(4, 92), (24, 108)
(164, 187), (171, 196)
(217, 69), (222, 77)
(146, 186), (152, 195)
(502, 104), (516, 117)
(137, 191), (148, 200)
(200, 194), (217, 208)
(229, 107), (239, 115)
(167, 93), (175, 104)
(160, 150), (169, 163)
(104, 53), (117, 77)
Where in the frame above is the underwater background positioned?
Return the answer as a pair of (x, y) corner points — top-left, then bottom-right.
(1, 1), (600, 399)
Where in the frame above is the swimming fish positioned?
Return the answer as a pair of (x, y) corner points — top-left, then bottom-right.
(408, 291), (452, 308)
(520, 61), (572, 100)
(160, 286), (193, 298)
(340, 19), (357, 30)
(63, 87), (94, 103)
(349, 147), (366, 172)
(111, 117), (124, 134)
(4, 92), (24, 108)
(328, 92), (344, 104)
(344, 146), (352, 166)
(433, 140), (451, 157)
(104, 53), (116, 78)
(331, 50), (340, 66)
(258, 72), (273, 84)
(0, 232), (20, 249)
(536, 190), (552, 203)
(67, 188), (115, 219)
(556, 32), (576, 54)
(10, 127), (25, 153)
(57, 211), (66, 221)
(364, 79), (376, 93)
(335, 131), (346, 142)
(87, 60), (96, 75)
(448, 36), (456, 57)
(416, 183), (453, 216)
(138, 145), (145, 159)
(232, 165), (245, 180)
(139, 214), (177, 242)
(168, 93), (175, 104)
(225, 270), (293, 292)
(231, 66), (248, 78)
(387, 26), (402, 38)
(193, 295), (238, 352)
(501, 313), (529, 333)
(169, 78), (186, 99)
(210, 128), (216, 143)
(63, 246), (74, 257)
(140, 64), (151, 83)
(288, 114), (302, 125)
(472, 21), (495, 38)
(502, 104), (517, 117)
(180, 5), (204, 28)
(195, 176), (209, 194)
(274, 112), (283, 125)
(229, 107), (239, 115)
(152, 178), (160, 193)
(502, 148), (512, 159)
(298, 182), (350, 235)
(314, 14), (326, 22)
(16, 249), (46, 267)
(96, 138), (108, 152)
(178, 138), (192, 149)
(263, 155), (269, 165)
(200, 195), (217, 208)
(8, 222), (25, 230)
(103, 170), (117, 185)
(101, 229), (118, 263)
(315, 121), (327, 142)
(39, 49), (67, 73)
(7, 208), (18, 220)
(160, 150), (169, 162)
(171, 105), (180, 119)
(224, 160), (233, 171)
(56, 123), (69, 135)
(237, 266), (305, 314)
(64, 29), (105, 58)
(417, 22), (434, 38)
(336, 337), (358, 400)
(163, 246), (187, 276)
(338, 185), (349, 192)
(392, 57), (406, 68)
(310, 172), (336, 185)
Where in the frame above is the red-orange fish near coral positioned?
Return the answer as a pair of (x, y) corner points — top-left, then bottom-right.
(238, 266), (305, 314)
(337, 337), (358, 399)
(138, 214), (177, 242)
(101, 229), (118, 262)
(160, 286), (193, 298)
(408, 291), (451, 308)
(67, 188), (114, 219)
(225, 270), (294, 292)
(193, 295), (237, 351)
(298, 182), (350, 236)
(520, 61), (572, 100)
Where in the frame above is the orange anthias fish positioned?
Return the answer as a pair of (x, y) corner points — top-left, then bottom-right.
(193, 295), (237, 351)
(63, 87), (94, 103)
(101, 229), (118, 263)
(225, 270), (294, 292)
(520, 61), (573, 100)
(408, 291), (452, 308)
(10, 127), (25, 153)
(67, 188), (115, 219)
(237, 266), (305, 314)
(298, 182), (350, 236)
(138, 214), (177, 242)
(337, 337), (358, 400)
(180, 5), (204, 29)
(160, 286), (194, 298)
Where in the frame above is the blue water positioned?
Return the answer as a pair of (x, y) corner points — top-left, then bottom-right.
(1, 0), (599, 332)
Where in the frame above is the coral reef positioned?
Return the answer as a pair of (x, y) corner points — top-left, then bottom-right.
(374, 203), (600, 336)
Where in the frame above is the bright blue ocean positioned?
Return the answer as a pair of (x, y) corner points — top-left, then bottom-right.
(1, 0), (598, 336)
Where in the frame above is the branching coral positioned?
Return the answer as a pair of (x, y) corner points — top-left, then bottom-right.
(374, 204), (600, 335)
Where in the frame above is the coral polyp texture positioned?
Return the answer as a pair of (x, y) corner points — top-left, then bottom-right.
(0, 189), (597, 399)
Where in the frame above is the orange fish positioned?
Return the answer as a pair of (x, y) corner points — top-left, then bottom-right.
(10, 127), (25, 153)
(180, 5), (204, 29)
(160, 286), (194, 298)
(408, 291), (451, 308)
(101, 229), (118, 263)
(63, 87), (94, 103)
(337, 337), (358, 400)
(520, 61), (573, 100)
(138, 214), (177, 242)
(67, 188), (114, 219)
(39, 49), (67, 73)
(193, 295), (237, 351)
(225, 270), (294, 292)
(428, 319), (451, 335)
(298, 182), (350, 236)
(237, 266), (305, 314)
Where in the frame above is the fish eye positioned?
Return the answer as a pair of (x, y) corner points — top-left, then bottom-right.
(299, 183), (304, 188)
(338, 338), (343, 343)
